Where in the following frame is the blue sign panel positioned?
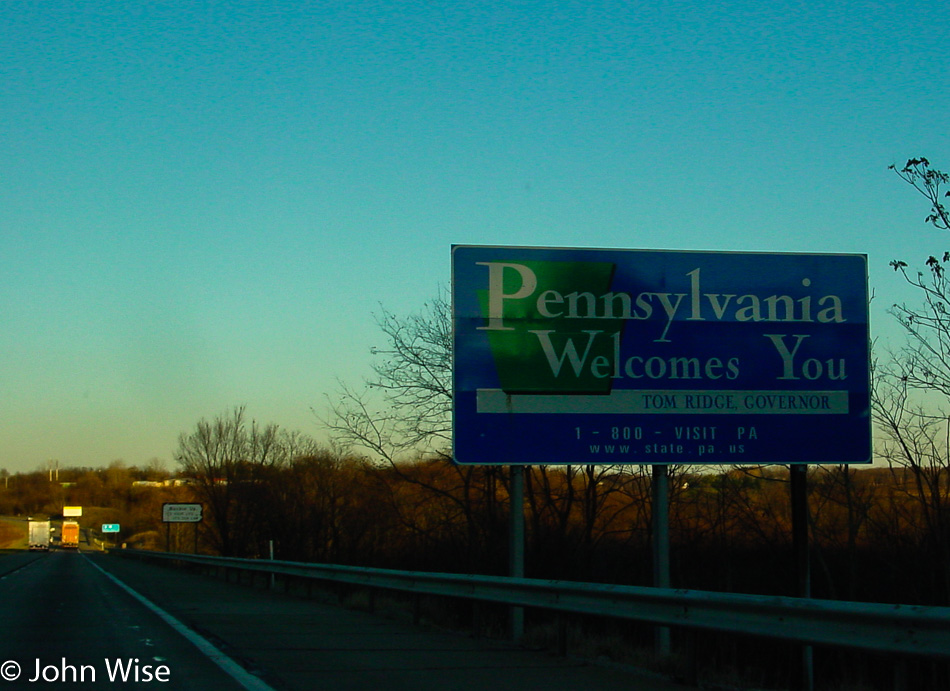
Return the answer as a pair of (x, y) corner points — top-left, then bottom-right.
(452, 245), (870, 465)
(101, 524), (120, 533)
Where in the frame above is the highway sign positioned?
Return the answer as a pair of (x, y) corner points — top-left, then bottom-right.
(101, 524), (120, 533)
(63, 506), (82, 517)
(452, 245), (870, 465)
(162, 503), (203, 523)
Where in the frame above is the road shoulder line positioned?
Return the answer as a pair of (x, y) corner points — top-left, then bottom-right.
(83, 555), (278, 691)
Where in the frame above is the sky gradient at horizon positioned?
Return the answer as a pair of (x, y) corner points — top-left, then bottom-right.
(1, 0), (948, 473)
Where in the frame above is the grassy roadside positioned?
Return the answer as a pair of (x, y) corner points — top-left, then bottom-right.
(0, 517), (26, 549)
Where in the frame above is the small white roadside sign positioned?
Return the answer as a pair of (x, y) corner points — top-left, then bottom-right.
(161, 503), (203, 523)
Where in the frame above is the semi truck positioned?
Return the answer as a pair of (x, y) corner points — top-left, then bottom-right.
(61, 520), (80, 549)
(28, 519), (50, 551)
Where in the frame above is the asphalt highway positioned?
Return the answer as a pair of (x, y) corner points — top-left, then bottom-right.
(0, 550), (257, 690)
(0, 550), (687, 690)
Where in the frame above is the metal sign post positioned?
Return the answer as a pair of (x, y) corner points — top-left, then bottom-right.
(162, 503), (203, 554)
(509, 465), (525, 642)
(791, 464), (814, 691)
(101, 523), (120, 550)
(652, 465), (671, 657)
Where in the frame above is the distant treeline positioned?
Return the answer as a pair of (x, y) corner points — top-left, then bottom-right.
(3, 454), (944, 608)
(21, 454), (948, 609)
(187, 456), (950, 605)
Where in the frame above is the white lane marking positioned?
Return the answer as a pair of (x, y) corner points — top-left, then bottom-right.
(84, 556), (278, 691)
(0, 554), (46, 579)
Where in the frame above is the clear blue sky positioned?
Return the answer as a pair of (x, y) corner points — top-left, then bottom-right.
(1, 0), (947, 473)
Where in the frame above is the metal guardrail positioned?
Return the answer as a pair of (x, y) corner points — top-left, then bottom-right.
(118, 549), (950, 659)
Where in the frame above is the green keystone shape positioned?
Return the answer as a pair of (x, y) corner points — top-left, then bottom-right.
(477, 260), (618, 394)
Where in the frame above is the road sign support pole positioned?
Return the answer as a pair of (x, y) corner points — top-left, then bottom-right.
(791, 464), (814, 691)
(652, 464), (671, 659)
(509, 464), (525, 643)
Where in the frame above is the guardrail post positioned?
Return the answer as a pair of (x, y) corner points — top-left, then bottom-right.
(681, 629), (698, 686)
(412, 593), (422, 625)
(893, 657), (907, 691)
(269, 540), (275, 590)
(556, 613), (568, 656)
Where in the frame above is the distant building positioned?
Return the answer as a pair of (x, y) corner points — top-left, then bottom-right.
(165, 478), (196, 487)
(130, 478), (197, 488)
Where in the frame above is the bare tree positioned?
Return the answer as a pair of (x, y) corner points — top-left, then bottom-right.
(889, 157), (950, 232)
(322, 290), (509, 569)
(175, 406), (284, 556)
(323, 290), (645, 573)
(874, 157), (950, 601)
(809, 465), (878, 600)
(872, 370), (950, 601)
(323, 290), (452, 463)
(886, 158), (950, 394)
